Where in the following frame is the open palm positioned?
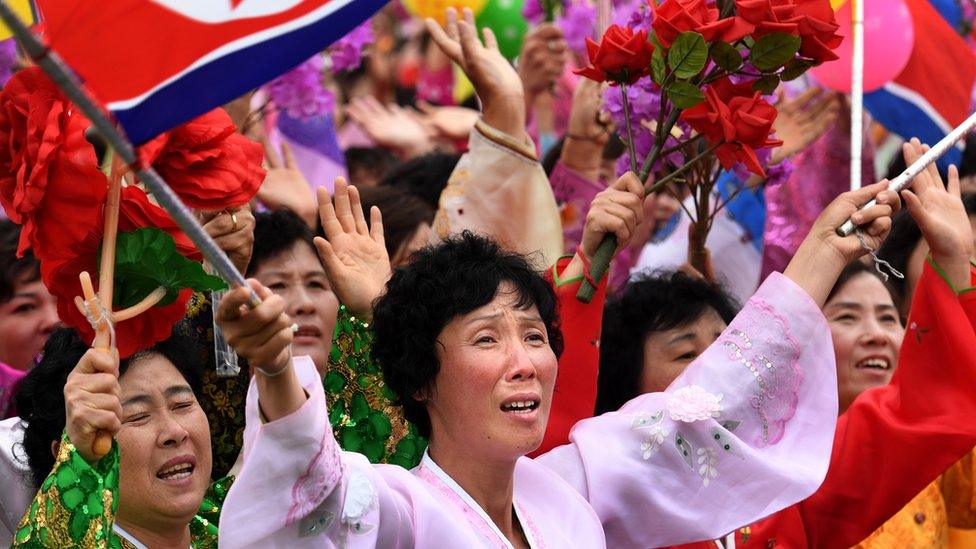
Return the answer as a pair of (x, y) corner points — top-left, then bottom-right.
(314, 177), (391, 320)
(901, 138), (974, 263)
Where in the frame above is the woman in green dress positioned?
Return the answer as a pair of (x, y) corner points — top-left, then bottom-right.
(13, 328), (223, 548)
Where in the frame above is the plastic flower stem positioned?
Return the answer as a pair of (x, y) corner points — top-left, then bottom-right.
(0, 2), (261, 308)
(638, 108), (683, 184)
(646, 143), (720, 195)
(575, 137), (716, 303)
(619, 83), (639, 174)
(95, 155), (122, 350)
(659, 133), (704, 158)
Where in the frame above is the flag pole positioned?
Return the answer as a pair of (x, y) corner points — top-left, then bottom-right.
(0, 1), (260, 307)
(850, 0), (864, 191)
(837, 109), (976, 236)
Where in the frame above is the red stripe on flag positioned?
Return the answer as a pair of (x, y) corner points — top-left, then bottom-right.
(893, 0), (975, 127)
(35, 0), (333, 103)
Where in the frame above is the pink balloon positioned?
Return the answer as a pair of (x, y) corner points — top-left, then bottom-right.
(809, 0), (914, 93)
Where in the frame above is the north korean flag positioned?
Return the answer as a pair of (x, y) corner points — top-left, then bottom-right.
(35, 0), (388, 144)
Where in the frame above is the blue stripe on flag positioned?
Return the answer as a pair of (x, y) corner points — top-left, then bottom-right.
(864, 87), (963, 171)
(112, 0), (386, 144)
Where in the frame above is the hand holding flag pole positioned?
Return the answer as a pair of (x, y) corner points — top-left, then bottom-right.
(837, 109), (976, 237)
(0, 1), (261, 456)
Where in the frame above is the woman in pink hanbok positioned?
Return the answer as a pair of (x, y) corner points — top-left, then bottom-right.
(216, 111), (901, 549)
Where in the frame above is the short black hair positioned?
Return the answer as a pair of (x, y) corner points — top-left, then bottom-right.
(247, 209), (320, 277)
(380, 152), (460, 210)
(825, 261), (904, 314)
(371, 232), (563, 438)
(344, 147), (399, 186)
(0, 220), (40, 303)
(17, 327), (203, 489)
(596, 271), (739, 415)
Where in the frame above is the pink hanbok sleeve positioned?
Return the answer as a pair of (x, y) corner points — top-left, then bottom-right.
(219, 357), (419, 548)
(536, 272), (838, 547)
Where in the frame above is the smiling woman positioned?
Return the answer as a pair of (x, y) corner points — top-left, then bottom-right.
(823, 261), (905, 413)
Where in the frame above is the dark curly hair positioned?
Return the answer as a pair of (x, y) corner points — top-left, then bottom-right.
(597, 270), (740, 414)
(16, 327), (204, 489)
(371, 232), (563, 438)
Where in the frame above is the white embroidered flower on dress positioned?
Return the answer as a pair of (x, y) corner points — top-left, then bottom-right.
(667, 385), (723, 422)
(341, 470), (377, 534)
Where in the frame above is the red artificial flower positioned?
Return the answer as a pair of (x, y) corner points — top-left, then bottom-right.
(574, 25), (654, 85)
(792, 0), (842, 63)
(41, 186), (199, 358)
(138, 108), (265, 211)
(735, 0), (842, 63)
(680, 77), (783, 176)
(651, 0), (752, 49)
(0, 67), (106, 261)
(735, 0), (801, 36)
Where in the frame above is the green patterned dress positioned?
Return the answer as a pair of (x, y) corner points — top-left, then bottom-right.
(12, 432), (228, 548)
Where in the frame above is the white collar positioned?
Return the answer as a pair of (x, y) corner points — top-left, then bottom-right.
(420, 450), (537, 549)
(112, 524), (191, 549)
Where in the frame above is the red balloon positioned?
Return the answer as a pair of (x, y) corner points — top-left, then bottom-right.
(810, 0), (915, 93)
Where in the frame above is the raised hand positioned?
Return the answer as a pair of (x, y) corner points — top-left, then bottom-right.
(517, 24), (568, 100)
(416, 100), (480, 141)
(257, 139), (317, 226)
(426, 8), (526, 138)
(314, 177), (391, 320)
(562, 78), (612, 181)
(345, 96), (434, 158)
(218, 280), (306, 421)
(64, 348), (122, 463)
(770, 87), (840, 164)
(200, 206), (255, 273)
(785, 180), (901, 306)
(901, 138), (974, 288)
(562, 172), (645, 281)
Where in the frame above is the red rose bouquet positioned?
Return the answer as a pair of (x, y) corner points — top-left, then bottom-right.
(573, 0), (841, 299)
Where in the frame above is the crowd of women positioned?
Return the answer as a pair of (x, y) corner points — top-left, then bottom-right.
(1, 2), (976, 548)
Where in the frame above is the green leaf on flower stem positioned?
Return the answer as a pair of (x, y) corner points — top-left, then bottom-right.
(710, 41), (743, 72)
(666, 80), (705, 108)
(651, 47), (667, 85)
(107, 227), (227, 310)
(752, 74), (781, 94)
(749, 33), (801, 72)
(667, 32), (708, 79)
(780, 58), (814, 81)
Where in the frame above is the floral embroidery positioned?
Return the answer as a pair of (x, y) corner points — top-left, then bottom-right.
(667, 385), (723, 422)
(675, 432), (695, 470)
(286, 431), (345, 526)
(697, 447), (718, 487)
(711, 428), (744, 461)
(631, 411), (669, 459)
(341, 470), (377, 534)
(720, 297), (802, 447)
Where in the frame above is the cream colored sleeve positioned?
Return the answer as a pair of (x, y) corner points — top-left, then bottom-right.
(432, 120), (563, 268)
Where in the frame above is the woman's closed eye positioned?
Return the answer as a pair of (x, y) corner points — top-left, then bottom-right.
(123, 412), (150, 425)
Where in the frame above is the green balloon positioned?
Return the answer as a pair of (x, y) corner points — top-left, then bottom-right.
(475, 0), (528, 61)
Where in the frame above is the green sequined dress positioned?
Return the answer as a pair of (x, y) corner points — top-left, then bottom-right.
(12, 432), (230, 548)
(324, 305), (427, 468)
